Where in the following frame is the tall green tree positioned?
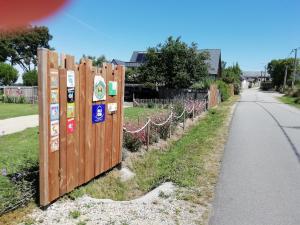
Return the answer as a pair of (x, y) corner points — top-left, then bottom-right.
(0, 26), (52, 72)
(0, 62), (18, 85)
(267, 58), (299, 87)
(139, 36), (209, 88)
(222, 63), (242, 84)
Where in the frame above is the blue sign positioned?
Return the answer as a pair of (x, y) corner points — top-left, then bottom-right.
(92, 104), (105, 123)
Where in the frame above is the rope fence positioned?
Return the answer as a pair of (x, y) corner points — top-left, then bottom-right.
(123, 99), (207, 150)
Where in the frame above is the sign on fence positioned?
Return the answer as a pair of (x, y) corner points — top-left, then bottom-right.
(38, 48), (125, 206)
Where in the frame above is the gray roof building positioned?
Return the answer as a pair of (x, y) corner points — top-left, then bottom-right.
(112, 49), (222, 78)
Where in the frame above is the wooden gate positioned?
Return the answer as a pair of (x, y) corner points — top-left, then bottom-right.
(38, 48), (125, 206)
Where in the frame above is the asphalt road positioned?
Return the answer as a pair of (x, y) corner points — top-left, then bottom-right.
(209, 88), (300, 225)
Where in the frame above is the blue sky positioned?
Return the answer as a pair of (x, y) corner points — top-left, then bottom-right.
(36, 0), (300, 71)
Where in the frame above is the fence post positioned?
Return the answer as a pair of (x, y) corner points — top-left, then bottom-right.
(146, 117), (150, 151)
(192, 105), (194, 121)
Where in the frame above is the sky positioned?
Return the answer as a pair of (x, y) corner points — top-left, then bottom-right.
(36, 0), (300, 72)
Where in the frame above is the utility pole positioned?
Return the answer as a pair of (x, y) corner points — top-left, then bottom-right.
(292, 48), (298, 89)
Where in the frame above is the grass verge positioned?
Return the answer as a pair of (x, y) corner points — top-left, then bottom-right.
(0, 103), (38, 120)
(278, 96), (300, 109)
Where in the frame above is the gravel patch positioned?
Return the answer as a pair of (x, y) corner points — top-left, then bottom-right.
(24, 183), (204, 225)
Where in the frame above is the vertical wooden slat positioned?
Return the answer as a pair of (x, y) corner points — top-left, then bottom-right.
(59, 68), (67, 195)
(38, 48), (49, 206)
(118, 65), (125, 163)
(111, 66), (119, 166)
(78, 60), (86, 185)
(65, 55), (78, 191)
(94, 67), (106, 175)
(84, 60), (95, 182)
(75, 64), (80, 185)
(47, 51), (60, 202)
(104, 64), (113, 171)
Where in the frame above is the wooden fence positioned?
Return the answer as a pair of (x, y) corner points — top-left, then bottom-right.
(3, 86), (38, 103)
(38, 48), (125, 206)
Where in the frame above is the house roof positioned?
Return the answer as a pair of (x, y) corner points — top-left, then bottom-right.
(111, 59), (126, 65)
(198, 49), (221, 75)
(130, 51), (147, 63)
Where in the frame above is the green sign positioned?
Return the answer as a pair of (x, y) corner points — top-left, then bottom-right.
(108, 81), (117, 96)
(93, 75), (106, 101)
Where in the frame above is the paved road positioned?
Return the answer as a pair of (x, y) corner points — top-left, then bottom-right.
(210, 88), (300, 225)
(0, 115), (38, 136)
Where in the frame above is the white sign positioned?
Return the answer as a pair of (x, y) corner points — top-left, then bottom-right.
(67, 70), (75, 88)
(93, 75), (106, 101)
(108, 103), (117, 113)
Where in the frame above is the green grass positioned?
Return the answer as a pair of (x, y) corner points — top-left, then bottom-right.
(278, 96), (300, 109)
(0, 103), (38, 120)
(69, 210), (81, 219)
(124, 107), (167, 123)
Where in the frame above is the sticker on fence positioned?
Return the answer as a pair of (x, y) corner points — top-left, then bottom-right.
(92, 104), (105, 123)
(93, 75), (106, 101)
(50, 89), (59, 104)
(50, 103), (59, 121)
(67, 70), (75, 88)
(108, 103), (117, 113)
(50, 70), (59, 88)
(50, 136), (59, 152)
(50, 120), (59, 137)
(67, 103), (75, 118)
(67, 118), (75, 133)
(108, 81), (117, 96)
(67, 87), (75, 103)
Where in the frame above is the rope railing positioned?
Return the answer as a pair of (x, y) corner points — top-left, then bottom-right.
(123, 99), (207, 151)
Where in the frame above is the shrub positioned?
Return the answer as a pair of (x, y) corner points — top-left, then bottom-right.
(233, 82), (241, 95)
(147, 102), (155, 108)
(216, 80), (230, 101)
(123, 132), (143, 152)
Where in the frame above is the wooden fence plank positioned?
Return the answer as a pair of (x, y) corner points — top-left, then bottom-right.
(111, 66), (119, 167)
(78, 60), (86, 185)
(84, 60), (95, 182)
(118, 65), (125, 163)
(65, 55), (78, 192)
(38, 48), (49, 206)
(59, 68), (67, 195)
(104, 64), (113, 171)
(47, 51), (60, 202)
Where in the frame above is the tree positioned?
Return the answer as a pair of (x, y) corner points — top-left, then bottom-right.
(0, 25), (52, 72)
(222, 63), (241, 84)
(125, 67), (140, 83)
(0, 62), (18, 85)
(82, 54), (107, 67)
(139, 36), (209, 88)
(267, 58), (299, 87)
(23, 69), (38, 86)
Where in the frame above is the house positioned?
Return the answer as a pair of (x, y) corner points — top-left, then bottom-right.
(241, 71), (270, 88)
(111, 49), (222, 79)
(199, 49), (222, 79)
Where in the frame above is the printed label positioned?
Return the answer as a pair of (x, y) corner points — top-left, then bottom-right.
(108, 81), (117, 96)
(67, 118), (75, 133)
(67, 70), (75, 88)
(50, 103), (59, 121)
(50, 136), (59, 152)
(50, 120), (59, 137)
(92, 104), (105, 123)
(108, 103), (117, 113)
(67, 103), (75, 118)
(67, 87), (75, 103)
(50, 69), (59, 88)
(93, 75), (106, 101)
(50, 89), (59, 104)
